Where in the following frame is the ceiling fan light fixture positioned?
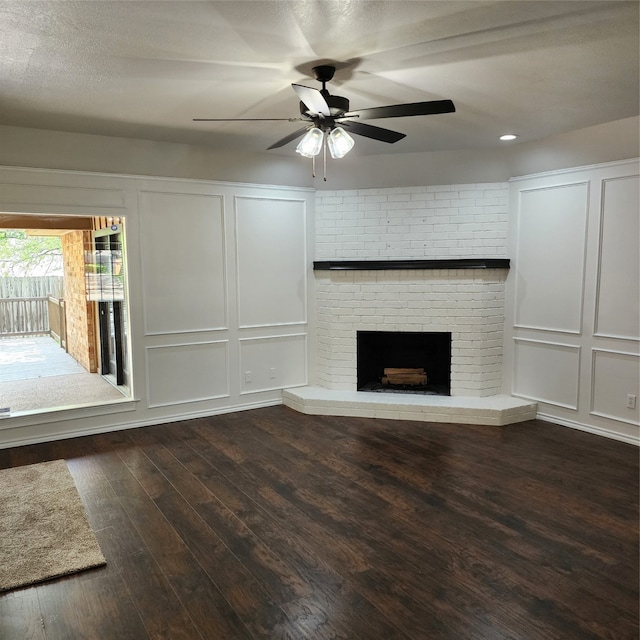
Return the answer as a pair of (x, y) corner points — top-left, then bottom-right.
(327, 126), (355, 159)
(296, 127), (324, 157)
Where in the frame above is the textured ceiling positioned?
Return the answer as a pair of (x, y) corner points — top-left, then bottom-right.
(1, 0), (638, 156)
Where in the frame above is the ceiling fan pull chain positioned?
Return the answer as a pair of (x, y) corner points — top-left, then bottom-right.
(311, 154), (316, 178)
(323, 136), (327, 182)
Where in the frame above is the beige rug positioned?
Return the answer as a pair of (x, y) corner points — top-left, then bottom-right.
(0, 459), (106, 592)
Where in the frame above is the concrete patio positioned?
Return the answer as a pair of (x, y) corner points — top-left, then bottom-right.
(0, 335), (126, 415)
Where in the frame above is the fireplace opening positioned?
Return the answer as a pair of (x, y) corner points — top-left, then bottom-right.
(357, 331), (451, 395)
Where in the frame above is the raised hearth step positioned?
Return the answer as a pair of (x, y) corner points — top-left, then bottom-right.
(283, 386), (536, 427)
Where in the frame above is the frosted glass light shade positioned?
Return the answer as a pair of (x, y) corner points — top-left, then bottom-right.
(327, 127), (355, 158)
(296, 128), (324, 157)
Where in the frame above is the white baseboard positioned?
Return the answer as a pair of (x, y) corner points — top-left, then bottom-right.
(536, 412), (639, 446)
(0, 399), (282, 450)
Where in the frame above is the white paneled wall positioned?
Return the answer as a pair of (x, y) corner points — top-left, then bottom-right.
(514, 183), (589, 333)
(235, 196), (307, 328)
(513, 338), (581, 410)
(146, 340), (229, 408)
(239, 334), (307, 394)
(139, 191), (227, 334)
(591, 350), (640, 425)
(505, 160), (640, 444)
(139, 187), (311, 411)
(595, 176), (640, 339)
(0, 166), (313, 448)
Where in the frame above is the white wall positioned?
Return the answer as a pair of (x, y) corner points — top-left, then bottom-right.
(0, 166), (314, 448)
(504, 159), (640, 444)
(0, 125), (314, 189)
(2, 116), (637, 192)
(506, 117), (640, 179)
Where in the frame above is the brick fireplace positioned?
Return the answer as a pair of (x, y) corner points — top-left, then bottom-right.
(283, 182), (537, 425)
(285, 262), (536, 425)
(314, 264), (507, 397)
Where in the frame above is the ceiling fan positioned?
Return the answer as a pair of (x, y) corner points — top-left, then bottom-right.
(194, 64), (455, 176)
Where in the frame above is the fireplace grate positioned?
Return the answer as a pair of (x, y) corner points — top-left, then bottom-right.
(357, 331), (452, 396)
(360, 381), (448, 395)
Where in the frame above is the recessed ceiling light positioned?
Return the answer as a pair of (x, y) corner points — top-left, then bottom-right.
(499, 134), (518, 141)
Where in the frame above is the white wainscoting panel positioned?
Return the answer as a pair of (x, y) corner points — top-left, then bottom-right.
(139, 191), (226, 335)
(239, 334), (307, 394)
(146, 341), (229, 408)
(513, 338), (581, 409)
(591, 349), (640, 425)
(595, 175), (640, 340)
(235, 197), (307, 328)
(515, 183), (588, 333)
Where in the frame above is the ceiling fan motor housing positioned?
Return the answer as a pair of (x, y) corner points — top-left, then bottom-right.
(299, 93), (350, 118)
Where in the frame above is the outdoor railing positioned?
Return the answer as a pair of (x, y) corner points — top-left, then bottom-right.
(0, 296), (50, 336)
(48, 296), (67, 350)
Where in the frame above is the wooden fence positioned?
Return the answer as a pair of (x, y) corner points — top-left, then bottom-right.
(0, 277), (64, 337)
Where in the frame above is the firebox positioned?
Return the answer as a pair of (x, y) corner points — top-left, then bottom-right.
(357, 331), (451, 395)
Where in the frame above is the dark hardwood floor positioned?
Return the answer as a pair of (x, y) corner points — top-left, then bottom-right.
(0, 406), (637, 639)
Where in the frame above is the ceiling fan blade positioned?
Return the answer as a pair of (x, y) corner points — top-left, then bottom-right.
(193, 117), (302, 122)
(341, 121), (406, 144)
(267, 126), (312, 150)
(292, 84), (331, 117)
(344, 99), (455, 120)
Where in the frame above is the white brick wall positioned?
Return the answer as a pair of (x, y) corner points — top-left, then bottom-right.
(314, 183), (509, 397)
(315, 183), (509, 259)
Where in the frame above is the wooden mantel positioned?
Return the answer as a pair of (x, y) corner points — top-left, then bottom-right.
(313, 258), (510, 271)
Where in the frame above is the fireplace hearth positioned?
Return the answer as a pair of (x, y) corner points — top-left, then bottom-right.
(357, 331), (451, 396)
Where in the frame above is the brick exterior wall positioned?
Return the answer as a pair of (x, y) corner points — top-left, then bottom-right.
(314, 183), (509, 397)
(62, 230), (98, 373)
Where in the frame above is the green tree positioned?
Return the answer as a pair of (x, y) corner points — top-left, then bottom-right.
(0, 230), (63, 277)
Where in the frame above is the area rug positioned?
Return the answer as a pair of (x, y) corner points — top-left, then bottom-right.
(0, 459), (106, 592)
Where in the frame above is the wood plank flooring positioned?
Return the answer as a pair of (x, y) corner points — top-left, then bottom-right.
(0, 406), (637, 639)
